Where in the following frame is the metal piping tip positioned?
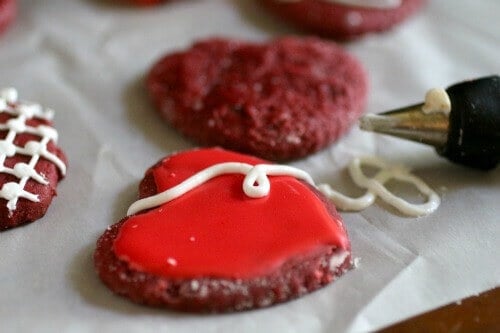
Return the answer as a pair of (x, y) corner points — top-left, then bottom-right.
(359, 103), (450, 148)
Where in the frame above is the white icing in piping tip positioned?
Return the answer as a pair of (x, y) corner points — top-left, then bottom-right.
(127, 157), (440, 218)
(422, 87), (452, 115)
(0, 88), (66, 213)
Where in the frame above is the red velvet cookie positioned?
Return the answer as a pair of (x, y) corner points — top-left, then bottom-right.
(124, 0), (168, 6)
(94, 148), (352, 312)
(147, 37), (368, 161)
(0, 0), (16, 35)
(0, 89), (67, 230)
(259, 0), (425, 40)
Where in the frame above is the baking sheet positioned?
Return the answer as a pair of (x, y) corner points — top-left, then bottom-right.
(0, 0), (499, 332)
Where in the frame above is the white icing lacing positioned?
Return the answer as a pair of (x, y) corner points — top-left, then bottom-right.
(127, 157), (440, 217)
(0, 88), (66, 213)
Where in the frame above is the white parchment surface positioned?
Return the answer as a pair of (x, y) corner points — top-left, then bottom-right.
(0, 0), (499, 332)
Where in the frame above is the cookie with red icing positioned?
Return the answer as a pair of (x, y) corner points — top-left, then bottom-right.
(94, 148), (352, 312)
(259, 0), (425, 40)
(0, 0), (16, 36)
(147, 37), (368, 161)
(0, 88), (67, 230)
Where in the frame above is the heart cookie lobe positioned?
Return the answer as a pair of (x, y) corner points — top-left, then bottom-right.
(94, 148), (351, 312)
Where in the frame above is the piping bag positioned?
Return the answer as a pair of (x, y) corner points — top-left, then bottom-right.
(359, 75), (500, 170)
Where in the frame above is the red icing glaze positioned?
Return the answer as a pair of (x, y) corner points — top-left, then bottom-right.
(113, 148), (350, 279)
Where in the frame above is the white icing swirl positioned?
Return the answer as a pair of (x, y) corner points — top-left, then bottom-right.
(127, 157), (440, 218)
(0, 88), (66, 213)
(275, 0), (402, 9)
(318, 157), (440, 216)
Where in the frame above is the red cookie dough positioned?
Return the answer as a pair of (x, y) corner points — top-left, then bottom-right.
(259, 0), (425, 40)
(0, 89), (67, 230)
(94, 148), (352, 312)
(147, 37), (368, 161)
(0, 0), (16, 35)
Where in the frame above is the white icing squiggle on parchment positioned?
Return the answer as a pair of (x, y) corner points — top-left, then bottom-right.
(0, 88), (66, 213)
(318, 157), (440, 216)
(127, 157), (440, 217)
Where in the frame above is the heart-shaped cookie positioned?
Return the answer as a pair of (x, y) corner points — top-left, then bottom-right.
(94, 148), (351, 312)
(147, 37), (368, 161)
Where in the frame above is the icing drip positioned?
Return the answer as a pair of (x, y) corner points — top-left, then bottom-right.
(0, 88), (66, 213)
(128, 157), (440, 217)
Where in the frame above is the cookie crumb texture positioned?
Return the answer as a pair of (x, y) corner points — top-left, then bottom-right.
(259, 0), (425, 40)
(94, 148), (352, 312)
(147, 37), (368, 160)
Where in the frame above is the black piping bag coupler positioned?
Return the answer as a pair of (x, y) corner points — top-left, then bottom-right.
(359, 75), (500, 170)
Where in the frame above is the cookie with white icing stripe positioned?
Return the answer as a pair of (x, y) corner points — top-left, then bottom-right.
(94, 148), (352, 312)
(0, 89), (67, 230)
(259, 0), (425, 40)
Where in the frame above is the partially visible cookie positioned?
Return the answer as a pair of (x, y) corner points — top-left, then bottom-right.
(0, 0), (16, 35)
(259, 0), (425, 40)
(124, 0), (168, 6)
(147, 37), (368, 161)
(0, 88), (67, 230)
(94, 148), (352, 312)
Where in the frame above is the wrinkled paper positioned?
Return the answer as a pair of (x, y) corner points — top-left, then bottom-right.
(1, 0), (499, 332)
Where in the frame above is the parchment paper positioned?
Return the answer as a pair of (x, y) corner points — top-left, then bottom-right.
(1, 0), (499, 332)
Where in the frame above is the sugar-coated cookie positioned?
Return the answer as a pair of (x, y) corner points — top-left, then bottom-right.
(147, 37), (368, 161)
(94, 148), (352, 312)
(259, 0), (425, 40)
(0, 89), (67, 230)
(0, 0), (16, 35)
